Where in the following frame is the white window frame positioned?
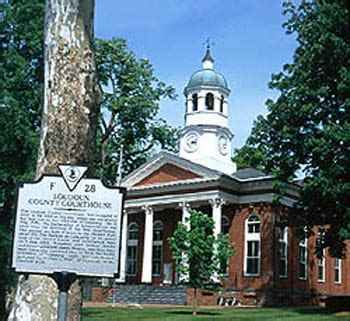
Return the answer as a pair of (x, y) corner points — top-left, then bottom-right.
(298, 238), (308, 280)
(278, 226), (288, 278)
(152, 220), (164, 276)
(317, 249), (326, 283)
(244, 214), (261, 277)
(334, 258), (342, 284)
(126, 222), (138, 276)
(317, 227), (326, 283)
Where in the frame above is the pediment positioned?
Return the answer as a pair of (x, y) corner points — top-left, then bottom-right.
(122, 151), (221, 188)
(135, 163), (200, 186)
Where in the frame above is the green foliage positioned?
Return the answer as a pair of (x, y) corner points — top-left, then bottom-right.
(234, 0), (350, 256)
(95, 38), (177, 183)
(0, 1), (177, 312)
(0, 0), (44, 312)
(169, 209), (234, 289)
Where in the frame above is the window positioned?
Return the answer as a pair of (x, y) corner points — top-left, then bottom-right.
(318, 253), (325, 282)
(126, 223), (138, 275)
(317, 227), (325, 282)
(334, 258), (342, 284)
(298, 238), (307, 280)
(244, 215), (260, 276)
(192, 94), (198, 111)
(205, 93), (214, 110)
(220, 95), (224, 113)
(278, 226), (288, 278)
(219, 216), (230, 274)
(152, 221), (164, 276)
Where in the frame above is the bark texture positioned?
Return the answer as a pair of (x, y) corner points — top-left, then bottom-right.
(8, 0), (100, 320)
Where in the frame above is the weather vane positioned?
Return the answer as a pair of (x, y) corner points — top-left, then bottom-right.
(202, 38), (215, 50)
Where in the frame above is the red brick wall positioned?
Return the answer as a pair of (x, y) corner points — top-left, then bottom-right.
(123, 202), (350, 306)
(136, 164), (200, 186)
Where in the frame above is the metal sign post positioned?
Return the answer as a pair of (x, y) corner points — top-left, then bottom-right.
(52, 272), (77, 321)
(11, 164), (126, 321)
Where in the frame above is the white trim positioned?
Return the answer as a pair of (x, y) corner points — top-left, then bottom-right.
(244, 214), (261, 277)
(122, 152), (220, 187)
(126, 222), (139, 276)
(334, 258), (342, 284)
(125, 189), (297, 211)
(317, 250), (326, 283)
(278, 226), (288, 278)
(152, 220), (164, 277)
(298, 238), (308, 280)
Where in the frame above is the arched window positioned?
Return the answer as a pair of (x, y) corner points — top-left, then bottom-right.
(317, 227), (325, 282)
(220, 216), (230, 274)
(205, 93), (214, 110)
(126, 223), (138, 276)
(278, 226), (288, 278)
(152, 221), (164, 276)
(298, 237), (307, 280)
(220, 95), (224, 113)
(244, 214), (260, 276)
(192, 93), (198, 111)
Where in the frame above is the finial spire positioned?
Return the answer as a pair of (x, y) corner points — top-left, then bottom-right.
(202, 38), (214, 69)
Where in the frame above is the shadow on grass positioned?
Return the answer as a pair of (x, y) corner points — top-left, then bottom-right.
(290, 307), (337, 315)
(166, 310), (221, 316)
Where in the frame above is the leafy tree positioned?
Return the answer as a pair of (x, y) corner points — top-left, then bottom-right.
(169, 210), (234, 315)
(234, 0), (350, 256)
(0, 1), (177, 316)
(0, 0), (44, 315)
(95, 38), (177, 183)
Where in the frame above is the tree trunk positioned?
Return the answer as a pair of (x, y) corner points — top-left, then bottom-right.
(192, 287), (197, 316)
(8, 0), (100, 320)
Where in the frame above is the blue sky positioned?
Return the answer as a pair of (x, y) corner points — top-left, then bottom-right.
(95, 1), (297, 151)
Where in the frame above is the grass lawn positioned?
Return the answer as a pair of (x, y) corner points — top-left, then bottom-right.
(82, 306), (350, 321)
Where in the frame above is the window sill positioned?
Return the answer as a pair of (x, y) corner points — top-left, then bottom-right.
(243, 273), (260, 278)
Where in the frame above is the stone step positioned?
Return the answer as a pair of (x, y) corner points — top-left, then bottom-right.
(106, 285), (187, 305)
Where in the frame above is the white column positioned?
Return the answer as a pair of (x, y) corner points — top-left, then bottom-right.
(210, 198), (225, 239)
(179, 202), (190, 283)
(141, 205), (153, 283)
(209, 198), (225, 282)
(116, 210), (128, 283)
(180, 202), (190, 230)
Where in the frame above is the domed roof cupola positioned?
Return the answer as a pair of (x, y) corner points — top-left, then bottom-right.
(185, 45), (229, 95)
(178, 45), (237, 175)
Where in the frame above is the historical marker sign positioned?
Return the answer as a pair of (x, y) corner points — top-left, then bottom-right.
(12, 165), (125, 277)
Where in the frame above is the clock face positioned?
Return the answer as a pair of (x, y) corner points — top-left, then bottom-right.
(184, 132), (199, 153)
(218, 135), (229, 155)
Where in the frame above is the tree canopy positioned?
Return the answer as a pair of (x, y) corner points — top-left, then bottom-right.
(169, 209), (234, 314)
(233, 0), (350, 256)
(95, 38), (177, 183)
(0, 0), (177, 314)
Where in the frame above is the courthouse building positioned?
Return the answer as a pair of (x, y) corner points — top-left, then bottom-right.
(99, 48), (349, 306)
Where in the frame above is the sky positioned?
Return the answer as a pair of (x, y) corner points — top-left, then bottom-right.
(95, 0), (298, 151)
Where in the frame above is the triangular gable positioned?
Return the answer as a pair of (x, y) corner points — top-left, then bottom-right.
(122, 151), (221, 187)
(135, 163), (200, 186)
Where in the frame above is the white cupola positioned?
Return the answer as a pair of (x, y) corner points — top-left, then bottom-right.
(178, 46), (237, 175)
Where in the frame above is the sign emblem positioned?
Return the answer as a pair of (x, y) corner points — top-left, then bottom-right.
(58, 165), (87, 191)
